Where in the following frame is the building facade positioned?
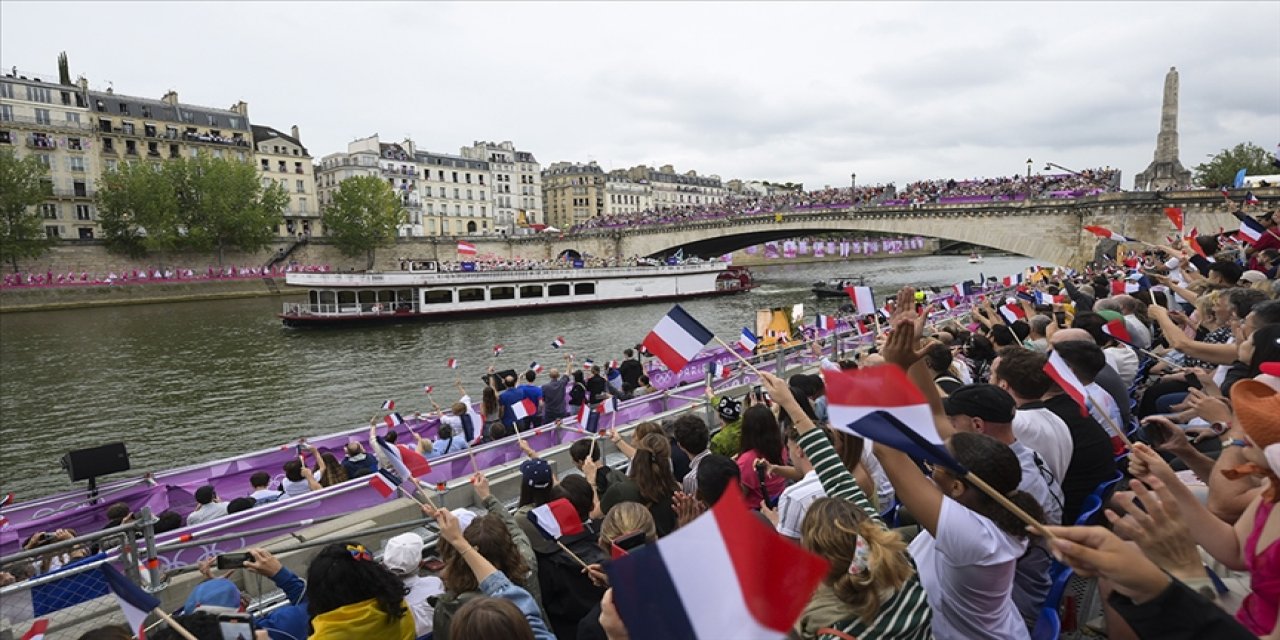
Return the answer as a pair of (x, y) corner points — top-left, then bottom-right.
(0, 72), (100, 239)
(252, 124), (319, 238)
(542, 161), (606, 230)
(460, 141), (542, 234)
(603, 171), (653, 216)
(622, 164), (725, 209)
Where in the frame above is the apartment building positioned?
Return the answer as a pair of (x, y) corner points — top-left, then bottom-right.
(541, 161), (606, 230)
(252, 124), (319, 237)
(460, 140), (541, 234)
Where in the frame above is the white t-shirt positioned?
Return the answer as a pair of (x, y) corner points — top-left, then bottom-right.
(908, 498), (1030, 639)
(404, 574), (445, 636)
(280, 477), (311, 498)
(1086, 383), (1124, 437)
(775, 470), (826, 539)
(1011, 442), (1064, 526)
(1012, 408), (1073, 484)
(250, 488), (282, 505)
(1104, 347), (1140, 388)
(186, 502), (229, 527)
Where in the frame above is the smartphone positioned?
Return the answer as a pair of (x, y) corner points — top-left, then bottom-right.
(1142, 420), (1173, 446)
(1184, 373), (1204, 390)
(215, 552), (251, 570)
(610, 530), (648, 559)
(217, 612), (255, 640)
(1054, 311), (1066, 325)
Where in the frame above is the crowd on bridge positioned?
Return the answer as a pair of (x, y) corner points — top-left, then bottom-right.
(0, 262), (333, 289)
(8, 203), (1280, 640)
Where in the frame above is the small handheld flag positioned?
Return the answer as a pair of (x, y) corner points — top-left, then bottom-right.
(1245, 191), (1261, 206)
(998, 302), (1026, 324)
(821, 366), (957, 471)
(384, 412), (405, 428)
(529, 361), (544, 374)
(576, 403), (601, 433)
(101, 563), (161, 638)
(582, 358), (596, 370)
(423, 385), (434, 395)
(844, 285), (876, 316)
(446, 358), (459, 369)
(1235, 211), (1267, 245)
(737, 327), (758, 352)
(814, 314), (837, 331)
(1163, 207), (1184, 232)
(527, 498), (585, 539)
(551, 336), (566, 349)
(493, 344), (504, 357)
(511, 398), (538, 421)
(1083, 225), (1133, 242)
(1101, 318), (1134, 345)
(642, 305), (715, 373)
(607, 360), (620, 370)
(457, 241), (477, 256)
(20, 619), (48, 640)
(381, 400), (395, 411)
(711, 361), (731, 380)
(1044, 350), (1090, 416)
(368, 469), (401, 499)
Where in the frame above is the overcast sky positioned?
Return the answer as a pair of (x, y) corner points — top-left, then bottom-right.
(3, 2), (1277, 189)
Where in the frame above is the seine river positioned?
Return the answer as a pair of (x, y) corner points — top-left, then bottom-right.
(0, 255), (1034, 499)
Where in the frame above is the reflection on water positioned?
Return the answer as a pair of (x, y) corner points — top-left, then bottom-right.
(0, 254), (1035, 498)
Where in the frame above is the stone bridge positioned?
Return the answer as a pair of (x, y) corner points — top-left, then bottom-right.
(439, 188), (1273, 268)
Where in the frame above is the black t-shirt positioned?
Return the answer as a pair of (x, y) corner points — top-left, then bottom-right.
(586, 375), (608, 404)
(1037, 394), (1117, 524)
(619, 358), (644, 388)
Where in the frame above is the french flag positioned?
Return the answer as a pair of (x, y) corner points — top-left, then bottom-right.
(737, 327), (758, 352)
(384, 412), (405, 428)
(953, 282), (973, 298)
(511, 397), (538, 421)
(1245, 190), (1261, 206)
(642, 305), (715, 373)
(855, 318), (869, 334)
(1234, 211), (1267, 245)
(423, 385), (434, 395)
(1101, 318), (1134, 345)
(606, 486), (827, 640)
(607, 360), (620, 370)
(2, 492), (13, 507)
(529, 361), (544, 374)
(101, 563), (160, 638)
(20, 620), (48, 640)
(527, 498), (585, 539)
(493, 344), (504, 357)
(844, 285), (876, 316)
(814, 314), (836, 331)
(457, 241), (477, 256)
(939, 297), (956, 311)
(576, 403), (601, 433)
(1084, 225), (1133, 242)
(822, 365), (956, 469)
(998, 302), (1026, 324)
(1043, 349), (1090, 416)
(368, 469), (402, 499)
(582, 358), (596, 370)
(597, 397), (618, 415)
(711, 361), (731, 380)
(551, 336), (566, 349)
(376, 436), (431, 480)
(1033, 290), (1053, 306)
(446, 358), (459, 369)
(381, 400), (395, 411)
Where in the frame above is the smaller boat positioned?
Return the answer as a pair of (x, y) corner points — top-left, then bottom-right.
(968, 253), (984, 264)
(811, 275), (866, 298)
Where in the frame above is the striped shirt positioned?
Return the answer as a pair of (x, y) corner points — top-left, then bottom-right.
(796, 429), (933, 640)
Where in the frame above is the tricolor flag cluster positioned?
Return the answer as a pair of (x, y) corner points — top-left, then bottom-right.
(642, 305), (714, 373)
(711, 361), (732, 380)
(380, 400), (396, 411)
(529, 361), (544, 374)
(606, 485), (828, 639)
(384, 412), (405, 428)
(456, 240), (477, 256)
(1084, 225), (1133, 242)
(376, 434), (432, 482)
(998, 302), (1027, 324)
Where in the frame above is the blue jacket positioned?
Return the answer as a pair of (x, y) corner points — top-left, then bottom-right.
(258, 566), (311, 640)
(480, 572), (555, 640)
(341, 452), (378, 479)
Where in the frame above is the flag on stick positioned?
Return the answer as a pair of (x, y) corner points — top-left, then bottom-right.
(446, 358), (459, 369)
(511, 398), (538, 421)
(821, 366), (956, 471)
(814, 314), (837, 331)
(19, 619), (47, 640)
(380, 400), (395, 411)
(642, 304), (714, 372)
(844, 285), (876, 316)
(100, 564), (161, 639)
(1101, 318), (1134, 345)
(1163, 207), (1184, 232)
(456, 241), (477, 256)
(998, 303), (1026, 324)
(1234, 211), (1267, 245)
(1044, 350), (1089, 416)
(551, 336), (566, 349)
(737, 327), (758, 352)
(527, 498), (585, 539)
(368, 469), (401, 499)
(384, 412), (405, 428)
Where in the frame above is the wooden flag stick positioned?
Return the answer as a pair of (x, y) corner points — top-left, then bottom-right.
(397, 478), (438, 509)
(712, 336), (763, 377)
(556, 540), (591, 569)
(149, 607), (199, 640)
(1088, 395), (1132, 448)
(466, 443), (480, 475)
(962, 471), (1057, 541)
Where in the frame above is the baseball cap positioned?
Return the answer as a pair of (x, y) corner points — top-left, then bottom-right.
(943, 384), (1016, 423)
(520, 458), (553, 490)
(182, 578), (241, 614)
(1240, 270), (1268, 284)
(381, 532), (425, 576)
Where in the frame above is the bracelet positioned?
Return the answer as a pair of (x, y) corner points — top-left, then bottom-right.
(459, 545), (477, 556)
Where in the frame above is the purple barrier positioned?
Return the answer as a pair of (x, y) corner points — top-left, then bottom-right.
(0, 484), (185, 557)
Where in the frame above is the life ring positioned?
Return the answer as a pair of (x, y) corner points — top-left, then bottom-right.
(371, 303), (383, 313)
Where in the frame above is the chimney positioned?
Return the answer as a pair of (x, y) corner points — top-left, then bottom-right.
(230, 100), (248, 117)
(161, 90), (178, 106)
(290, 125), (299, 140)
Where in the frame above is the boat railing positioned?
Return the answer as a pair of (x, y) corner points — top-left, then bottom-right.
(282, 301), (423, 316)
(284, 262), (722, 287)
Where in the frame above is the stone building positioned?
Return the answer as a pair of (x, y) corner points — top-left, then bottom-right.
(621, 164), (726, 209)
(460, 141), (541, 234)
(603, 171), (653, 216)
(252, 125), (319, 238)
(0, 71), (99, 240)
(541, 161), (607, 230)
(416, 148), (492, 237)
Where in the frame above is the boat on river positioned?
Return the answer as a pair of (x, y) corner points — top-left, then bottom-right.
(968, 252), (984, 264)
(811, 275), (866, 298)
(278, 261), (754, 327)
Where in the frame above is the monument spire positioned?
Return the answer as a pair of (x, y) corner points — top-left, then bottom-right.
(1134, 67), (1192, 191)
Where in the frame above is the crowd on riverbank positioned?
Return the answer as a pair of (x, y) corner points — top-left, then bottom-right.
(7, 206), (1280, 640)
(0, 263), (333, 290)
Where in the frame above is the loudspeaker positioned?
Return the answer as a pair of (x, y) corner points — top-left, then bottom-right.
(62, 443), (131, 482)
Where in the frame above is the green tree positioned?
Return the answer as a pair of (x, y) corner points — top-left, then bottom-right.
(96, 159), (182, 258)
(322, 175), (405, 270)
(174, 155), (289, 265)
(1193, 142), (1274, 188)
(0, 149), (54, 272)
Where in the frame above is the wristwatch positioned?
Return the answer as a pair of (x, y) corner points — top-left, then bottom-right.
(1221, 438), (1249, 449)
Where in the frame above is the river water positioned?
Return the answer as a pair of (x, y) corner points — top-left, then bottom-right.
(0, 254), (1035, 499)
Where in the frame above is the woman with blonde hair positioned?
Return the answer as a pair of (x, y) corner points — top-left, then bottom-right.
(599, 501), (658, 552)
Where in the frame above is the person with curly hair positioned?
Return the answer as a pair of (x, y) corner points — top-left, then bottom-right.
(433, 508), (538, 640)
(306, 541), (414, 639)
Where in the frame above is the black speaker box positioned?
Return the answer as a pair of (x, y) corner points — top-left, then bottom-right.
(62, 443), (131, 482)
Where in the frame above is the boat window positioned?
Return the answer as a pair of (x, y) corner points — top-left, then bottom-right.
(338, 291), (357, 311)
(423, 289), (453, 305)
(396, 289), (414, 303)
(358, 290), (377, 305)
(519, 285), (544, 298)
(548, 284), (571, 297)
(319, 291), (336, 308)
(574, 283), (595, 295)
(458, 287), (485, 302)
(309, 290), (319, 306)
(490, 286), (515, 301)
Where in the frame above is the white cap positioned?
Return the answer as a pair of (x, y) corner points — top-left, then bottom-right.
(382, 533), (425, 576)
(453, 508), (478, 532)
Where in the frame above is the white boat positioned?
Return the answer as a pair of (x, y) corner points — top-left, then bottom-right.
(278, 261), (754, 326)
(968, 253), (983, 264)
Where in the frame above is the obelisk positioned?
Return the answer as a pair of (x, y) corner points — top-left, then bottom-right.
(1134, 67), (1193, 191)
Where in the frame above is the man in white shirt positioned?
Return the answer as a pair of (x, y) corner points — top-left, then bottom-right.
(186, 486), (229, 527)
(774, 429), (827, 541)
(991, 354), (1073, 484)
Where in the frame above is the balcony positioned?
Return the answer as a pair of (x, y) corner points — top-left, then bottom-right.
(383, 166), (419, 178)
(3, 114), (94, 132)
(25, 136), (57, 150)
(100, 145), (118, 155)
(183, 132), (249, 148)
(53, 187), (94, 199)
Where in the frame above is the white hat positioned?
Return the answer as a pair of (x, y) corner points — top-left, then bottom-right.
(1241, 270), (1268, 284)
(382, 532), (425, 576)
(453, 508), (478, 532)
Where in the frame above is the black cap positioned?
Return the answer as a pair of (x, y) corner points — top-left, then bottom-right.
(943, 384), (1016, 423)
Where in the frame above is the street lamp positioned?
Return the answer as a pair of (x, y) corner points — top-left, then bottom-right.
(1026, 159), (1032, 179)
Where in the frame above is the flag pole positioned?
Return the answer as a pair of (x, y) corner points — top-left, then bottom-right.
(712, 336), (763, 377)
(149, 607), (199, 640)
(1087, 396), (1132, 448)
(961, 471), (1057, 541)
(397, 479), (437, 510)
(556, 540), (591, 569)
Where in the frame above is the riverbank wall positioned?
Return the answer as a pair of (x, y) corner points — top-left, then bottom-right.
(0, 278), (301, 313)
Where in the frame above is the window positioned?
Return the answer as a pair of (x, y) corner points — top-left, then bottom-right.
(453, 188), (460, 199)
(548, 284), (571, 297)
(125, 141), (137, 155)
(466, 173), (472, 184)
(424, 186), (432, 197)
(423, 289), (453, 305)
(26, 86), (51, 103)
(295, 179), (304, 193)
(261, 159), (269, 170)
(78, 228), (94, 239)
(34, 108), (51, 125)
(0, 83), (12, 99)
(519, 285), (544, 299)
(452, 171), (458, 183)
(278, 160), (286, 172)
(480, 190), (486, 200)
(40, 203), (58, 219)
(104, 159), (117, 172)
(141, 106), (151, 118)
(65, 112), (80, 124)
(75, 204), (91, 220)
(45, 225), (61, 238)
(68, 157), (85, 172)
(299, 197), (307, 212)
(574, 283), (596, 295)
(0, 105), (11, 121)
(0, 130), (10, 144)
(489, 286), (515, 301)
(33, 154), (51, 169)
(458, 287), (485, 302)
(118, 102), (129, 115)
(468, 205), (475, 215)
(229, 117), (241, 129)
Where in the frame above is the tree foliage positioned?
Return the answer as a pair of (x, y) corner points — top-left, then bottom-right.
(96, 155), (288, 263)
(321, 175), (405, 270)
(0, 149), (54, 272)
(1193, 142), (1275, 188)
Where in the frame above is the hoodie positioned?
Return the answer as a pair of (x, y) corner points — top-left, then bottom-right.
(309, 598), (415, 640)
